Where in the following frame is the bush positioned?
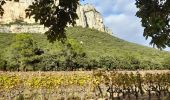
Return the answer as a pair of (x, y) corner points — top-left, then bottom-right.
(99, 56), (118, 70)
(4, 34), (43, 71)
(0, 58), (7, 71)
(162, 56), (170, 69)
(87, 59), (99, 70)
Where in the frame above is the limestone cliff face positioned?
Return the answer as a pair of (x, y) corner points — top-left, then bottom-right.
(0, 0), (112, 34)
(76, 4), (105, 32)
(0, 0), (35, 23)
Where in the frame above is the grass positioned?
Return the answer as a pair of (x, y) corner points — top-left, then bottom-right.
(0, 26), (169, 65)
(66, 27), (170, 63)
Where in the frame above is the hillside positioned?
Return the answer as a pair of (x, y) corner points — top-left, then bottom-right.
(67, 27), (169, 59)
(0, 1), (112, 34)
(0, 27), (169, 70)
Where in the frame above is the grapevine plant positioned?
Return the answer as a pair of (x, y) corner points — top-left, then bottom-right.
(0, 71), (169, 100)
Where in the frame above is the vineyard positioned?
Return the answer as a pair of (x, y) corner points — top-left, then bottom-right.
(0, 71), (170, 100)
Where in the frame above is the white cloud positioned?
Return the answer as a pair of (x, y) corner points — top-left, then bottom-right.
(104, 14), (148, 45)
(80, 0), (170, 50)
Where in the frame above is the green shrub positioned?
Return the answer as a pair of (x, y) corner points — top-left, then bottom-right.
(99, 56), (118, 70)
(0, 58), (7, 71)
(162, 56), (170, 69)
(4, 34), (43, 71)
(0, 27), (169, 71)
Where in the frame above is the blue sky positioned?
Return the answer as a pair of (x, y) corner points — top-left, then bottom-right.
(80, 0), (170, 51)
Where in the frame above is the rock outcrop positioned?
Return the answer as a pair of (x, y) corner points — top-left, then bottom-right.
(0, 25), (48, 33)
(0, 0), (112, 34)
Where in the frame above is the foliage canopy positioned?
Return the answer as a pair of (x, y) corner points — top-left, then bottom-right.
(1, 0), (170, 49)
(25, 0), (79, 42)
(136, 0), (170, 49)
(0, 27), (170, 71)
(0, 0), (79, 42)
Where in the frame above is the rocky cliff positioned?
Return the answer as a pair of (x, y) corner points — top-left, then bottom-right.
(0, 0), (112, 34)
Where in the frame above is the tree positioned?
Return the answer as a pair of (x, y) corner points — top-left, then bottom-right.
(162, 56), (170, 69)
(0, 0), (79, 42)
(59, 38), (86, 70)
(99, 56), (118, 70)
(1, 0), (170, 49)
(136, 0), (170, 49)
(0, 0), (7, 16)
(5, 34), (42, 71)
(37, 54), (60, 71)
(0, 55), (7, 71)
(25, 0), (79, 42)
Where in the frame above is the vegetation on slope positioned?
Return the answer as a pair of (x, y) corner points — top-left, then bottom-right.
(0, 27), (170, 71)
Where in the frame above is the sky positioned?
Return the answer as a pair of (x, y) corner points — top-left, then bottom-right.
(80, 0), (170, 51)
